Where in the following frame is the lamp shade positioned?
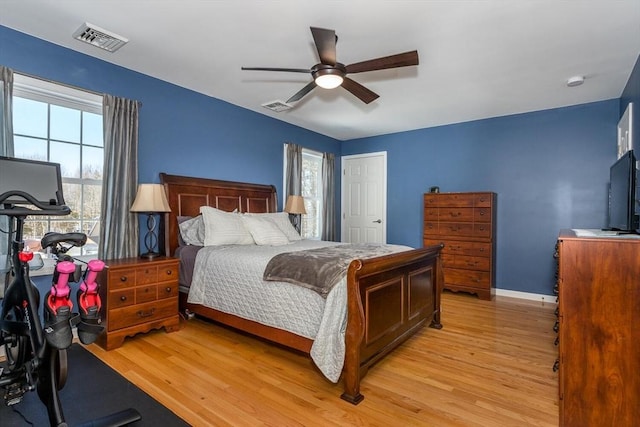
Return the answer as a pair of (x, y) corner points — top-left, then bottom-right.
(284, 195), (306, 215)
(130, 184), (171, 213)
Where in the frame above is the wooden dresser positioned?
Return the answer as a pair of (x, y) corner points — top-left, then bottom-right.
(423, 192), (496, 300)
(555, 230), (640, 426)
(97, 256), (180, 350)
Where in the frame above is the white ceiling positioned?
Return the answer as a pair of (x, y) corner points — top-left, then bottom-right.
(2, 1), (639, 141)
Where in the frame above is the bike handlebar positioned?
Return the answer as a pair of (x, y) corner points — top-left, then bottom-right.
(0, 190), (71, 217)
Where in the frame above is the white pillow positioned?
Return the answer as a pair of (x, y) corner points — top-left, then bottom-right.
(178, 215), (205, 246)
(240, 215), (290, 246)
(245, 212), (301, 241)
(200, 206), (255, 246)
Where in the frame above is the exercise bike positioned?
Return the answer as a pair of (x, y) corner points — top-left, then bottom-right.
(0, 156), (141, 426)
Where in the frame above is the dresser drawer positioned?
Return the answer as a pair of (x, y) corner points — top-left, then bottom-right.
(474, 207), (492, 222)
(474, 222), (492, 238)
(427, 193), (474, 208)
(439, 221), (474, 237)
(474, 193), (493, 208)
(425, 240), (491, 258)
(448, 255), (490, 271)
(439, 207), (474, 222)
(107, 298), (177, 331)
(424, 208), (439, 220)
(444, 268), (491, 288)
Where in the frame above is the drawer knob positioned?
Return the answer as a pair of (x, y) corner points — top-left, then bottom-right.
(137, 308), (156, 318)
(166, 270), (172, 275)
(120, 296), (127, 301)
(165, 287), (172, 293)
(480, 211), (485, 216)
(120, 276), (127, 282)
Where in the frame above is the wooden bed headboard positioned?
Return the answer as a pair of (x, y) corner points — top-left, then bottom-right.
(159, 173), (278, 256)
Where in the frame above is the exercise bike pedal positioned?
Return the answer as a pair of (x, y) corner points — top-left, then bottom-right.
(4, 382), (27, 406)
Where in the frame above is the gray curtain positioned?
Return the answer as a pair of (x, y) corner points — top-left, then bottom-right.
(0, 66), (14, 279)
(321, 152), (336, 241)
(285, 143), (303, 198)
(99, 94), (139, 259)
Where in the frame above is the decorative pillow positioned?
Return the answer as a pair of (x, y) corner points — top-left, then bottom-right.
(245, 212), (302, 241)
(178, 215), (205, 246)
(240, 215), (290, 246)
(200, 206), (255, 246)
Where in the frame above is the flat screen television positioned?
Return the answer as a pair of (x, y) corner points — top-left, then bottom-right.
(0, 156), (65, 206)
(608, 150), (639, 232)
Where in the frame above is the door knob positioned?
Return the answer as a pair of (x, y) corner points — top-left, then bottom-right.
(373, 219), (382, 223)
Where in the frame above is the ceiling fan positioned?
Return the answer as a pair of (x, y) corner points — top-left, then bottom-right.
(241, 27), (419, 105)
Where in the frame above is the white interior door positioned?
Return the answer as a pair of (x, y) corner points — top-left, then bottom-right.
(341, 152), (387, 243)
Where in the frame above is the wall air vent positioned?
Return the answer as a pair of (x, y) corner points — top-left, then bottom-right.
(261, 100), (293, 113)
(72, 23), (128, 52)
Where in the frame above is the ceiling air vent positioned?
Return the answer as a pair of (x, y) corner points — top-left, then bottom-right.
(72, 23), (128, 52)
(261, 100), (293, 113)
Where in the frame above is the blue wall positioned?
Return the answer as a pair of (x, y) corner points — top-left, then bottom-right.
(1, 25), (633, 296)
(344, 100), (620, 295)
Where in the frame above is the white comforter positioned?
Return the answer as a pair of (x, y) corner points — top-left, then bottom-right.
(187, 240), (410, 382)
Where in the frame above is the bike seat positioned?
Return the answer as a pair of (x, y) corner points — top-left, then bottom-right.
(40, 232), (87, 250)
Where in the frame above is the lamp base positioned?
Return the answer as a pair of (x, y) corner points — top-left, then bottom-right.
(139, 251), (162, 260)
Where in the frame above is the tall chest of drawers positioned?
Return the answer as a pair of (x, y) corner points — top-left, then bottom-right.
(423, 192), (496, 300)
(97, 256), (180, 350)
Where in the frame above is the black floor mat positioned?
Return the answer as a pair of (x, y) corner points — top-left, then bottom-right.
(1, 344), (189, 426)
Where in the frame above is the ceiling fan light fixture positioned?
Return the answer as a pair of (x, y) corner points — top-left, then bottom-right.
(314, 70), (344, 89)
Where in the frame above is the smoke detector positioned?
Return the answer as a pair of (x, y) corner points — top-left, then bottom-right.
(73, 23), (128, 52)
(261, 100), (293, 112)
(567, 75), (585, 87)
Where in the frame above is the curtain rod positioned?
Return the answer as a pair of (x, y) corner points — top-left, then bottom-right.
(13, 68), (142, 106)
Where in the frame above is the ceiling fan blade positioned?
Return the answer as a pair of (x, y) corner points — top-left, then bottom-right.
(241, 67), (311, 73)
(345, 50), (419, 74)
(286, 81), (317, 103)
(310, 27), (337, 65)
(341, 77), (379, 104)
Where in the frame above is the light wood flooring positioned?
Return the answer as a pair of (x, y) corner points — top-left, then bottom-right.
(85, 292), (559, 426)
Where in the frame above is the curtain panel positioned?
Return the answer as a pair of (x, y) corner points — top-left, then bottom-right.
(99, 95), (139, 260)
(0, 66), (14, 279)
(285, 143), (303, 198)
(321, 152), (336, 241)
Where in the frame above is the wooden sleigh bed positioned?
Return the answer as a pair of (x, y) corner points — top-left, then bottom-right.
(160, 173), (443, 404)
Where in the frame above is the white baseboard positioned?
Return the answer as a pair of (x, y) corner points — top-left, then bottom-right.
(495, 288), (557, 304)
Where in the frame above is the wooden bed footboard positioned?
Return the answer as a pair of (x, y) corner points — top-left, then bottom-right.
(341, 245), (443, 404)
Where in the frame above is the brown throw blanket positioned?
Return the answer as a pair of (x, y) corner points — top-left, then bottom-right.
(263, 244), (407, 298)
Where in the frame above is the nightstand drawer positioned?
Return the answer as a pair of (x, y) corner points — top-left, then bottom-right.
(108, 288), (135, 309)
(158, 282), (178, 300)
(136, 284), (157, 303)
(158, 265), (177, 282)
(135, 265), (158, 285)
(108, 298), (177, 331)
(108, 271), (135, 290)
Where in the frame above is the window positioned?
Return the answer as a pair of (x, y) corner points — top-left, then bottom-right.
(283, 145), (324, 239)
(12, 75), (103, 258)
(300, 149), (323, 239)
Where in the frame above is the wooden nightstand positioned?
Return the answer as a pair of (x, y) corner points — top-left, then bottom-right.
(96, 256), (180, 350)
